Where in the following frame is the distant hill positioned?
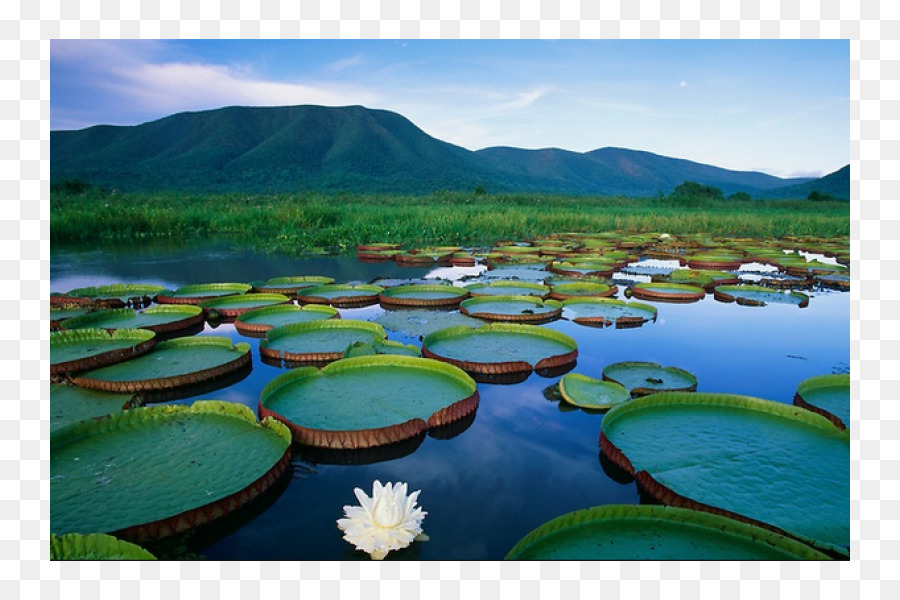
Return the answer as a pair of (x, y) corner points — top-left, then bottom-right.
(764, 165), (850, 200)
(51, 104), (829, 197)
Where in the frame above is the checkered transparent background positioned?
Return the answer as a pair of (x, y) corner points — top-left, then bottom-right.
(8, 0), (893, 597)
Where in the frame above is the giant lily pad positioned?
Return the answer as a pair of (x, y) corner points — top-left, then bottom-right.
(505, 504), (831, 560)
(64, 284), (171, 308)
(254, 276), (335, 296)
(713, 284), (809, 308)
(51, 533), (157, 560)
(600, 392), (850, 554)
(372, 309), (483, 339)
(465, 281), (550, 298)
(71, 336), (251, 393)
(658, 269), (740, 290)
(295, 284), (384, 308)
(51, 401), (291, 541)
(378, 284), (468, 308)
(51, 383), (139, 433)
(629, 282), (706, 303)
(602, 361), (697, 396)
(51, 329), (157, 378)
(259, 355), (478, 449)
(558, 373), (630, 411)
(156, 283), (251, 305)
(51, 304), (94, 330)
(794, 374), (850, 429)
(561, 298), (657, 328)
(234, 304), (339, 336)
(548, 281), (617, 300)
(59, 305), (205, 334)
(198, 293), (293, 318)
(459, 296), (563, 324)
(259, 320), (387, 365)
(422, 323), (578, 377)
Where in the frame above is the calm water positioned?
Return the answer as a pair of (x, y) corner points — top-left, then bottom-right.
(50, 239), (850, 560)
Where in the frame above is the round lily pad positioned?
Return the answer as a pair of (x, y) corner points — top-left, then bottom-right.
(295, 284), (384, 308)
(51, 304), (95, 330)
(600, 392), (850, 555)
(602, 361), (697, 396)
(548, 281), (617, 300)
(342, 339), (421, 358)
(713, 285), (809, 308)
(234, 304), (339, 336)
(505, 504), (831, 560)
(459, 295), (563, 324)
(558, 373), (630, 411)
(794, 374), (850, 429)
(372, 309), (483, 339)
(561, 298), (657, 328)
(198, 293), (293, 318)
(51, 533), (157, 560)
(51, 401), (291, 541)
(71, 336), (252, 393)
(51, 329), (157, 378)
(550, 260), (615, 278)
(156, 283), (252, 305)
(259, 355), (479, 449)
(629, 282), (706, 303)
(422, 323), (578, 377)
(465, 281), (551, 298)
(259, 320), (387, 365)
(686, 254), (743, 270)
(660, 269), (740, 290)
(378, 284), (468, 308)
(59, 305), (205, 334)
(254, 276), (335, 296)
(64, 284), (170, 308)
(51, 383), (139, 433)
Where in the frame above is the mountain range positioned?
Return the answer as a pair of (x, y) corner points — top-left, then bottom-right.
(50, 104), (849, 199)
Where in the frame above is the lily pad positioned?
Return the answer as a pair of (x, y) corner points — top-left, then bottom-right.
(51, 329), (157, 378)
(50, 533), (157, 560)
(64, 284), (171, 308)
(548, 281), (617, 300)
(51, 383), (140, 433)
(599, 392), (850, 554)
(422, 323), (578, 376)
(71, 336), (252, 393)
(466, 281), (551, 298)
(51, 305), (94, 330)
(59, 305), (205, 334)
(558, 373), (630, 411)
(51, 401), (291, 541)
(686, 254), (744, 270)
(659, 269), (740, 290)
(342, 339), (421, 358)
(254, 276), (335, 295)
(602, 361), (697, 396)
(156, 283), (252, 305)
(713, 284), (809, 308)
(378, 284), (469, 308)
(372, 309), (483, 339)
(550, 260), (616, 277)
(561, 298), (657, 328)
(459, 295), (563, 324)
(198, 293), (293, 318)
(259, 355), (478, 449)
(260, 320), (387, 365)
(505, 504), (831, 560)
(629, 282), (706, 303)
(794, 374), (850, 429)
(234, 304), (339, 336)
(296, 284), (384, 308)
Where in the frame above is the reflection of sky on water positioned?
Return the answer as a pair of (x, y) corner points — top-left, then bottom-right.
(51, 240), (849, 560)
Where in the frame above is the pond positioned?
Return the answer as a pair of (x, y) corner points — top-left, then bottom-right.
(50, 238), (850, 560)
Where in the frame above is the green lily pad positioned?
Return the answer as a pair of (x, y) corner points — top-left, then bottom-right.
(260, 320), (387, 365)
(505, 504), (831, 560)
(600, 392), (850, 555)
(549, 281), (617, 300)
(379, 284), (468, 308)
(59, 305), (205, 334)
(51, 305), (94, 329)
(459, 296), (563, 323)
(465, 281), (551, 298)
(259, 355), (478, 449)
(713, 285), (809, 308)
(561, 298), (657, 328)
(550, 260), (616, 277)
(372, 309), (484, 339)
(295, 284), (384, 307)
(51, 533), (157, 560)
(630, 282), (706, 303)
(342, 339), (421, 358)
(64, 284), (171, 306)
(660, 269), (740, 290)
(602, 361), (697, 396)
(198, 293), (293, 317)
(422, 323), (578, 376)
(558, 373), (630, 411)
(51, 401), (291, 541)
(157, 283), (252, 304)
(794, 374), (850, 429)
(686, 253), (744, 270)
(71, 336), (251, 393)
(234, 304), (339, 336)
(51, 329), (157, 378)
(51, 383), (140, 433)
(254, 276), (335, 295)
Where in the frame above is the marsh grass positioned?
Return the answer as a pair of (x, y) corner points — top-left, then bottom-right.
(51, 190), (849, 253)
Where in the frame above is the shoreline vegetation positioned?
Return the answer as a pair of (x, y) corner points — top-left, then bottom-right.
(51, 189), (850, 255)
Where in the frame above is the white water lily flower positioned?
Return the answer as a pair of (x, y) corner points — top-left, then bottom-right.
(337, 480), (427, 560)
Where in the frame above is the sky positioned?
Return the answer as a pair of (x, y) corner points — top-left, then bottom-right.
(50, 39), (849, 179)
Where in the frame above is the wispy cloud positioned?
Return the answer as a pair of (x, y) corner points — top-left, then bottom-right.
(325, 53), (364, 73)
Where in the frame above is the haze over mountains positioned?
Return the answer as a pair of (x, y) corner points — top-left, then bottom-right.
(51, 104), (849, 199)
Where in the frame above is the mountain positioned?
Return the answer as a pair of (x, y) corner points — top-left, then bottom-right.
(51, 104), (824, 197)
(764, 165), (850, 200)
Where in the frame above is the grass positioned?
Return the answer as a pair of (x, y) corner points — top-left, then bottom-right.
(51, 190), (850, 254)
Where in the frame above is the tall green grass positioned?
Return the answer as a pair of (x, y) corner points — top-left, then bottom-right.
(51, 190), (850, 253)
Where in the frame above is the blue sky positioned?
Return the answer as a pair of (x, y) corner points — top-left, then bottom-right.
(50, 39), (849, 178)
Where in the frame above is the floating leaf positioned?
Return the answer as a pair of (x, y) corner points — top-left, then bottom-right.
(794, 373), (850, 429)
(372, 309), (483, 339)
(459, 295), (562, 324)
(558, 373), (630, 411)
(629, 282), (706, 303)
(50, 383), (140, 433)
(561, 298), (657, 328)
(296, 284), (384, 308)
(59, 305), (205, 334)
(260, 320), (387, 365)
(602, 361), (697, 396)
(379, 284), (469, 308)
(51, 328), (157, 378)
(713, 285), (809, 308)
(465, 281), (550, 298)
(157, 283), (252, 305)
(234, 304), (339, 336)
(199, 293), (293, 318)
(51, 533), (156, 560)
